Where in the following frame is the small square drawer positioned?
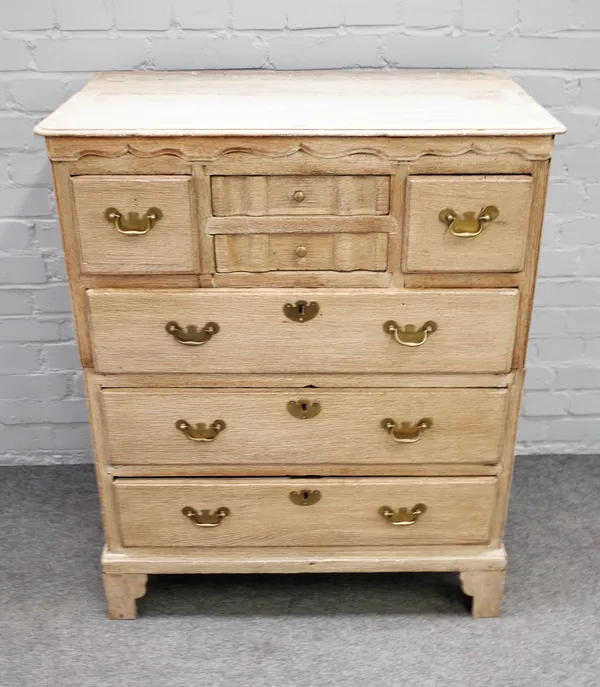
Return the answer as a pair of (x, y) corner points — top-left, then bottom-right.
(404, 175), (533, 273)
(114, 477), (497, 548)
(71, 175), (197, 274)
(214, 233), (388, 272)
(211, 175), (390, 216)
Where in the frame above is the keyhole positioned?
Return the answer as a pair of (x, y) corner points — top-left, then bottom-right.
(300, 490), (310, 504)
(297, 303), (305, 321)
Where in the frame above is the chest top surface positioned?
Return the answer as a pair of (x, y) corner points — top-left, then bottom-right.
(35, 69), (565, 138)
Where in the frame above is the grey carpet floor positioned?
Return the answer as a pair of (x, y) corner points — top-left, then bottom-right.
(0, 457), (599, 687)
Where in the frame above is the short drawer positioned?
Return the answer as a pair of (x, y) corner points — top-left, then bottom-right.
(211, 175), (390, 216)
(71, 175), (197, 274)
(405, 175), (533, 273)
(214, 233), (388, 272)
(114, 477), (498, 548)
(102, 388), (508, 467)
(87, 288), (518, 374)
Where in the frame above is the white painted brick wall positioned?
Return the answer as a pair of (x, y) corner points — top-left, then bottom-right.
(0, 0), (599, 464)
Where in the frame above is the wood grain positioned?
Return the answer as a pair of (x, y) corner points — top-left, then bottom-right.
(101, 387), (508, 467)
(214, 233), (388, 272)
(87, 288), (519, 375)
(71, 175), (198, 274)
(114, 476), (498, 548)
(404, 175), (533, 273)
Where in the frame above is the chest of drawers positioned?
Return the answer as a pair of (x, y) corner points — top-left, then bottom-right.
(37, 70), (564, 619)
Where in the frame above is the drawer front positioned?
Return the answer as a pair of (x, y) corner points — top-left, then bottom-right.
(405, 175), (533, 273)
(102, 388), (508, 466)
(211, 175), (390, 216)
(214, 233), (388, 272)
(71, 175), (197, 274)
(88, 288), (518, 374)
(115, 477), (498, 548)
(88, 289), (518, 373)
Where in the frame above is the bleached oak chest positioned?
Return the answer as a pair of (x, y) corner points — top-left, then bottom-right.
(37, 70), (564, 618)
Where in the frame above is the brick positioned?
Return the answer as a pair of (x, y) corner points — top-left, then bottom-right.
(566, 308), (600, 334)
(0, 424), (54, 451)
(582, 185), (600, 214)
(385, 36), (497, 69)
(559, 217), (600, 246)
(0, 158), (8, 186)
(0, 40), (30, 71)
(0, 345), (39, 373)
(54, 0), (112, 30)
(522, 391), (568, 416)
(0, 115), (38, 150)
(529, 309), (567, 335)
(519, 0), (574, 33)
(52, 424), (92, 451)
(0, 374), (67, 400)
(9, 154), (53, 186)
(563, 148), (600, 182)
(578, 248), (600, 276)
(0, 219), (29, 251)
(579, 78), (600, 108)
(516, 418), (548, 443)
(536, 249), (579, 277)
(344, 0), (400, 25)
(460, 0), (517, 31)
(547, 418), (600, 442)
(152, 36), (266, 70)
(33, 284), (72, 314)
(0, 83), (6, 109)
(574, 0), (600, 30)
(269, 35), (381, 70)
(231, 0), (286, 29)
(513, 76), (572, 108)
(0, 2), (53, 30)
(173, 0), (228, 28)
(545, 181), (585, 214)
(0, 291), (31, 315)
(59, 319), (75, 340)
(554, 366), (600, 390)
(0, 256), (46, 284)
(288, 0), (344, 29)
(570, 392), (600, 415)
(32, 221), (62, 251)
(524, 366), (555, 390)
(8, 78), (68, 113)
(0, 189), (52, 219)
(585, 339), (600, 359)
(43, 343), (81, 370)
(43, 254), (67, 281)
(0, 319), (59, 343)
(403, 0), (460, 28)
(496, 37), (600, 70)
(553, 111), (598, 147)
(35, 39), (147, 72)
(543, 281), (600, 307)
(0, 398), (88, 424)
(115, 0), (171, 30)
(535, 337), (585, 362)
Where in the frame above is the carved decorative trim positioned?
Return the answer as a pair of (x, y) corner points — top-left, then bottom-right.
(47, 136), (553, 163)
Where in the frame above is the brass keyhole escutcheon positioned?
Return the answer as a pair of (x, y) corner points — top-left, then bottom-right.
(283, 300), (319, 323)
(287, 399), (321, 420)
(289, 490), (321, 506)
(293, 190), (306, 203)
(439, 206), (499, 237)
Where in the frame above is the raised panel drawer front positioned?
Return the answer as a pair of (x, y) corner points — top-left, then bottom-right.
(115, 477), (498, 548)
(211, 175), (390, 216)
(405, 175), (533, 273)
(87, 288), (519, 374)
(102, 388), (508, 467)
(71, 175), (197, 274)
(214, 233), (388, 272)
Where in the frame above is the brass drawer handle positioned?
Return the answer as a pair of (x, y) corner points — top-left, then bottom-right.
(287, 399), (321, 420)
(384, 320), (437, 347)
(439, 206), (499, 237)
(295, 245), (308, 258)
(182, 506), (230, 527)
(381, 418), (432, 443)
(176, 419), (226, 442)
(292, 190), (306, 203)
(379, 504), (427, 526)
(289, 489), (321, 506)
(165, 321), (219, 346)
(284, 300), (319, 323)
(104, 207), (162, 236)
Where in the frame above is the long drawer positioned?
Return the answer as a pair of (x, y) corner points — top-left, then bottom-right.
(102, 388), (508, 466)
(114, 477), (498, 548)
(87, 288), (518, 374)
